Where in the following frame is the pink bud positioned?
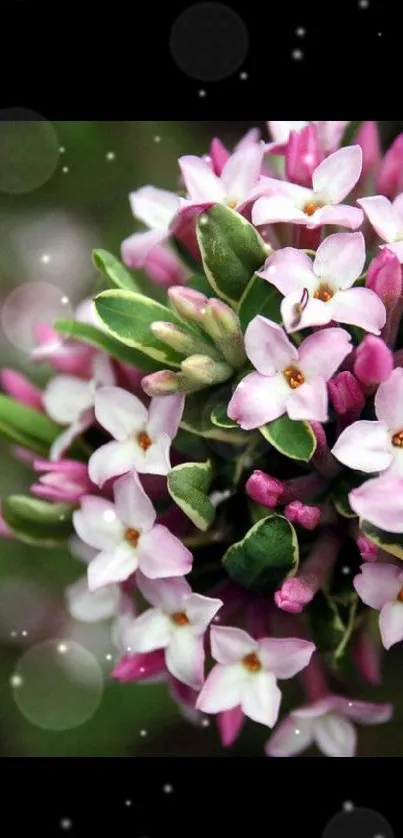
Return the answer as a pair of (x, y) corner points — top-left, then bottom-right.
(209, 137), (230, 175)
(275, 531), (339, 614)
(168, 286), (208, 324)
(217, 707), (245, 747)
(274, 578), (313, 614)
(245, 471), (284, 508)
(376, 134), (403, 198)
(354, 335), (394, 387)
(354, 121), (381, 184)
(112, 650), (166, 683)
(366, 248), (402, 310)
(0, 509), (13, 539)
(352, 627), (381, 685)
(356, 533), (379, 562)
(31, 459), (94, 503)
(143, 244), (186, 288)
(284, 500), (321, 530)
(0, 369), (43, 411)
(286, 124), (322, 187)
(328, 371), (365, 418)
(310, 420), (327, 451)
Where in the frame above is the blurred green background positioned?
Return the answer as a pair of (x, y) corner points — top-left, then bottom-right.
(0, 120), (403, 757)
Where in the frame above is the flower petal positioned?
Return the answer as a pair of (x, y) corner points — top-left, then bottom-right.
(142, 434), (172, 475)
(196, 662), (248, 713)
(286, 377), (328, 422)
(244, 316), (297, 375)
(88, 440), (138, 487)
(50, 409), (94, 461)
(313, 232), (366, 290)
(331, 420), (392, 473)
(380, 241), (403, 263)
(66, 576), (120, 623)
(252, 196), (307, 226)
(221, 143), (264, 205)
(339, 698), (393, 725)
(94, 386), (148, 441)
(312, 145), (362, 203)
(146, 394), (185, 440)
(43, 375), (94, 424)
(258, 248), (316, 296)
(210, 625), (257, 664)
(268, 121), (307, 144)
(227, 371), (289, 430)
(185, 593), (222, 632)
(113, 471), (156, 532)
(87, 543), (138, 591)
(179, 155), (226, 202)
(122, 608), (172, 653)
(217, 707), (245, 747)
(73, 497), (124, 551)
(121, 229), (167, 268)
(330, 288), (386, 334)
(258, 638), (315, 679)
(379, 601), (403, 649)
(353, 563), (401, 610)
(375, 368), (403, 431)
(281, 293), (330, 333)
(297, 327), (352, 381)
(165, 631), (205, 689)
(265, 714), (314, 757)
(129, 186), (180, 230)
(349, 475), (403, 532)
(313, 713), (357, 757)
(136, 573), (191, 613)
(357, 195), (402, 242)
(309, 204), (363, 230)
(136, 524), (192, 578)
(241, 671), (282, 727)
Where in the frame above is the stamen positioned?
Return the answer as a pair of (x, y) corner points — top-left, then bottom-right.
(137, 431), (152, 451)
(125, 528), (140, 547)
(313, 283), (333, 302)
(397, 587), (403, 603)
(171, 612), (190, 626)
(392, 430), (403, 448)
(283, 366), (305, 389)
(304, 200), (325, 216)
(290, 287), (310, 328)
(243, 652), (262, 672)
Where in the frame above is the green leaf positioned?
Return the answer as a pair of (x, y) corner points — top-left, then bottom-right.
(92, 249), (139, 292)
(0, 395), (63, 456)
(167, 460), (215, 531)
(2, 495), (74, 546)
(360, 519), (403, 560)
(210, 401), (239, 429)
(309, 590), (359, 664)
(238, 273), (282, 332)
(186, 274), (215, 298)
(330, 472), (366, 518)
(181, 390), (248, 443)
(196, 205), (268, 306)
(94, 289), (194, 368)
(260, 415), (317, 462)
(170, 236), (202, 275)
(54, 319), (161, 374)
(222, 514), (299, 592)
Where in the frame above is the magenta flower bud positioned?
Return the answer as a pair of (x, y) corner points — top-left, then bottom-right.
(209, 137), (230, 175)
(143, 244), (185, 288)
(245, 470), (285, 509)
(354, 335), (394, 388)
(376, 133), (403, 198)
(284, 500), (321, 531)
(217, 707), (245, 747)
(366, 249), (402, 310)
(274, 578), (313, 614)
(168, 286), (208, 325)
(354, 120), (381, 184)
(0, 369), (43, 411)
(328, 371), (365, 418)
(356, 532), (379, 562)
(31, 459), (94, 503)
(352, 627), (381, 685)
(112, 650), (166, 683)
(285, 124), (322, 187)
(275, 532), (340, 614)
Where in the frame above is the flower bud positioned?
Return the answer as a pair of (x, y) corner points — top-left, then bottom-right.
(209, 137), (230, 175)
(141, 370), (198, 397)
(143, 244), (186, 288)
(0, 369), (43, 411)
(356, 532), (379, 562)
(352, 626), (381, 685)
(354, 335), (394, 388)
(151, 321), (219, 358)
(168, 286), (208, 325)
(112, 650), (166, 683)
(354, 121), (381, 185)
(202, 299), (247, 368)
(366, 248), (402, 310)
(275, 532), (339, 614)
(245, 471), (285, 508)
(376, 133), (403, 198)
(328, 371), (365, 418)
(181, 355), (233, 386)
(274, 578), (313, 614)
(284, 500), (321, 530)
(285, 124), (322, 187)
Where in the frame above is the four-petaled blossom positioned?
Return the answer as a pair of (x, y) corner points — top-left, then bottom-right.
(88, 387), (184, 486)
(354, 563), (403, 649)
(259, 232), (385, 334)
(266, 694), (392, 757)
(349, 475), (403, 534)
(196, 626), (315, 727)
(358, 194), (403, 262)
(252, 146), (363, 230)
(178, 142), (265, 212)
(228, 317), (352, 429)
(332, 368), (403, 476)
(121, 186), (181, 269)
(73, 472), (192, 591)
(121, 574), (222, 690)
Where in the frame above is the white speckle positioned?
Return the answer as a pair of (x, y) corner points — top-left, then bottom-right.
(40, 253), (51, 264)
(139, 666), (145, 674)
(201, 718), (210, 728)
(106, 151), (116, 161)
(198, 89), (207, 97)
(296, 27), (305, 36)
(140, 728), (147, 737)
(10, 630), (17, 638)
(199, 217), (209, 227)
(153, 136), (161, 143)
(62, 166), (69, 174)
(295, 728), (300, 735)
(163, 784), (173, 794)
(213, 614), (221, 622)
(57, 643), (68, 654)
(378, 31), (382, 36)
(358, 0), (369, 6)
(105, 654), (113, 661)
(341, 566), (350, 575)
(21, 630), (28, 637)
(239, 72), (248, 80)
(125, 800), (132, 807)
(59, 146), (66, 154)
(60, 819), (72, 831)
(103, 509), (116, 523)
(209, 489), (232, 508)
(291, 49), (303, 60)
(343, 801), (354, 811)
(10, 674), (23, 688)
(348, 701), (353, 707)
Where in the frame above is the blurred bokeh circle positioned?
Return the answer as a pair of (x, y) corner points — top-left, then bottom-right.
(169, 3), (249, 82)
(1, 281), (73, 354)
(0, 108), (59, 194)
(11, 639), (104, 730)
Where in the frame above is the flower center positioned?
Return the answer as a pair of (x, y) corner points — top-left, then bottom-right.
(137, 431), (152, 451)
(227, 198), (238, 210)
(392, 430), (403, 447)
(304, 200), (325, 216)
(313, 282), (334, 302)
(397, 587), (403, 603)
(125, 527), (140, 547)
(242, 652), (262, 673)
(171, 612), (190, 626)
(283, 366), (305, 389)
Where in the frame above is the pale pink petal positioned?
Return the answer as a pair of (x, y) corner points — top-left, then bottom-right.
(91, 354), (116, 387)
(50, 409), (94, 461)
(235, 127), (261, 151)
(241, 671), (282, 727)
(123, 608), (172, 652)
(227, 371), (289, 430)
(316, 121), (349, 154)
(292, 697), (338, 718)
(393, 193), (403, 225)
(136, 524), (192, 579)
(217, 707), (245, 747)
(309, 204), (364, 230)
(281, 293), (330, 333)
(210, 625), (257, 664)
(258, 638), (315, 679)
(357, 196), (402, 242)
(331, 420), (392, 473)
(166, 631), (204, 689)
(88, 440), (138, 487)
(136, 573), (191, 613)
(146, 394), (185, 440)
(179, 155), (226, 202)
(353, 563), (401, 610)
(0, 369), (43, 410)
(142, 433), (172, 475)
(129, 186), (180, 230)
(94, 386), (148, 442)
(121, 230), (167, 268)
(258, 248), (316, 296)
(312, 146), (362, 203)
(43, 375), (94, 424)
(268, 121), (307, 144)
(196, 662), (249, 713)
(338, 698), (393, 725)
(66, 576), (120, 623)
(185, 593), (222, 632)
(380, 241), (403, 263)
(221, 143), (264, 205)
(349, 475), (403, 532)
(330, 288), (386, 334)
(265, 714), (314, 757)
(73, 497), (124, 551)
(379, 601), (403, 649)
(113, 472), (156, 532)
(252, 196), (307, 226)
(313, 713), (357, 757)
(286, 377), (328, 422)
(298, 327), (352, 381)
(375, 368), (403, 431)
(87, 543), (138, 591)
(244, 316), (297, 375)
(313, 232), (366, 290)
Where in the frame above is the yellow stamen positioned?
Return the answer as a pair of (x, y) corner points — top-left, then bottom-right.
(392, 430), (403, 448)
(283, 366), (305, 389)
(313, 283), (333, 302)
(171, 612), (190, 626)
(243, 652), (262, 672)
(137, 431), (152, 451)
(125, 528), (140, 547)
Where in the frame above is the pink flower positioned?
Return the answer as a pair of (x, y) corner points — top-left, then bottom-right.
(259, 233), (385, 334)
(354, 121), (381, 188)
(43, 354), (115, 461)
(0, 369), (43, 411)
(65, 575), (123, 623)
(266, 694), (392, 757)
(88, 387), (184, 486)
(30, 458), (94, 503)
(121, 574), (222, 690)
(227, 317), (352, 429)
(217, 706), (245, 747)
(354, 562), (403, 649)
(196, 625), (315, 727)
(252, 146), (363, 230)
(285, 124), (322, 187)
(366, 248), (402, 309)
(358, 194), (403, 262)
(73, 472), (192, 590)
(32, 299), (98, 376)
(178, 142), (265, 212)
(208, 128), (261, 176)
(353, 335), (394, 388)
(266, 121), (349, 156)
(121, 187), (181, 269)
(349, 475), (403, 533)
(332, 368), (403, 476)
(376, 134), (403, 199)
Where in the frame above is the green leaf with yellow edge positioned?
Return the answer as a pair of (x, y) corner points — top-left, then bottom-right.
(92, 249), (140, 292)
(360, 519), (403, 560)
(309, 590), (359, 664)
(222, 513), (299, 592)
(2, 495), (74, 546)
(167, 460), (215, 532)
(260, 414), (317, 462)
(0, 394), (64, 456)
(181, 390), (249, 444)
(330, 472), (366, 519)
(54, 319), (161, 373)
(237, 273), (282, 332)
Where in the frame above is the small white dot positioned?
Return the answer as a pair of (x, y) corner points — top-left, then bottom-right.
(106, 151), (116, 161)
(378, 31), (382, 36)
(103, 510), (116, 523)
(21, 630), (28, 637)
(60, 819), (72, 831)
(10, 674), (23, 688)
(348, 701), (353, 707)
(239, 72), (248, 80)
(139, 729), (147, 737)
(105, 654), (113, 661)
(291, 49), (303, 60)
(62, 166), (69, 174)
(10, 630), (17, 638)
(213, 614), (220, 621)
(153, 136), (161, 143)
(57, 643), (68, 654)
(125, 800), (132, 807)
(59, 146), (66, 154)
(40, 254), (51, 264)
(295, 728), (300, 735)
(358, 0), (369, 6)
(341, 566), (350, 575)
(163, 784), (173, 794)
(199, 216), (209, 227)
(198, 89), (206, 97)
(201, 718), (210, 728)
(343, 801), (354, 811)
(296, 27), (306, 36)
